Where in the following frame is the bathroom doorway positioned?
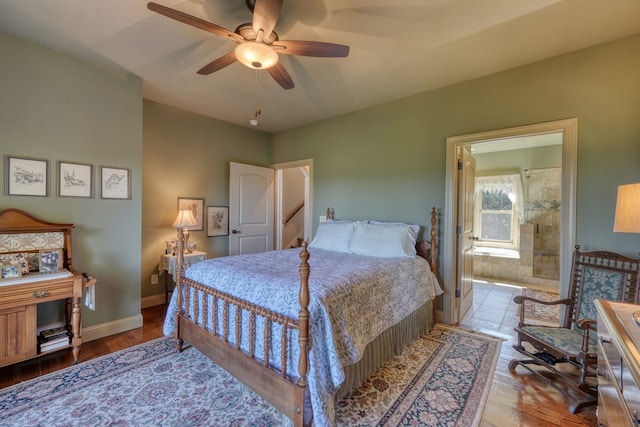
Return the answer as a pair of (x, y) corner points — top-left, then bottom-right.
(442, 119), (577, 325)
(472, 135), (562, 290)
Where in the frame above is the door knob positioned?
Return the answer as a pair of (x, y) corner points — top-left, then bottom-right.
(231, 229), (239, 234)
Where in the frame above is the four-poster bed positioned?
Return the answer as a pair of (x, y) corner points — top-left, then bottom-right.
(164, 208), (442, 426)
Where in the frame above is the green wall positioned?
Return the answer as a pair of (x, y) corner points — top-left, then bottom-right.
(0, 32), (143, 328)
(141, 101), (271, 300)
(273, 34), (640, 258)
(3, 28), (639, 336)
(474, 145), (562, 175)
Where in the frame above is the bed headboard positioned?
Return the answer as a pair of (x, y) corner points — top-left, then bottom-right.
(415, 207), (438, 273)
(323, 206), (439, 273)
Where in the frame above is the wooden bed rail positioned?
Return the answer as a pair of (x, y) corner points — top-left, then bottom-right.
(173, 227), (310, 424)
(178, 262), (310, 384)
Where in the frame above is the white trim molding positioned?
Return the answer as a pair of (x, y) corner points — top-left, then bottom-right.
(81, 314), (144, 343)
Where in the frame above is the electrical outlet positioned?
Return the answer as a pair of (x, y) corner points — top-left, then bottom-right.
(151, 274), (158, 285)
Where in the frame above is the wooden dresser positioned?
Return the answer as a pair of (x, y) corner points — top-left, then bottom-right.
(0, 209), (95, 368)
(595, 299), (640, 426)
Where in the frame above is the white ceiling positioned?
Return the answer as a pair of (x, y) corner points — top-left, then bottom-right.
(1, 0), (639, 133)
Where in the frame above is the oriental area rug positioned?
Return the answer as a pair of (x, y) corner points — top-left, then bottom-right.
(0, 325), (501, 427)
(522, 288), (561, 325)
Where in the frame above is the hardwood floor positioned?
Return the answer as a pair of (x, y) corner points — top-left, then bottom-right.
(0, 299), (597, 426)
(0, 304), (166, 390)
(463, 281), (597, 427)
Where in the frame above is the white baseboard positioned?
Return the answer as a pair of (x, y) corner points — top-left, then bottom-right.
(82, 314), (144, 343)
(37, 296), (166, 344)
(142, 293), (167, 309)
(38, 314), (144, 343)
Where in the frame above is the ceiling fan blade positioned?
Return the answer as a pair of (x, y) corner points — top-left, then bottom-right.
(267, 63), (294, 90)
(147, 2), (243, 43)
(272, 40), (350, 57)
(197, 52), (237, 75)
(252, 0), (283, 41)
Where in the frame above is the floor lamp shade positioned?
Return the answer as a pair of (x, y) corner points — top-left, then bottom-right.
(613, 183), (640, 233)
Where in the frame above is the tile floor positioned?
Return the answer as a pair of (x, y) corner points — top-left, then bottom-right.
(459, 279), (525, 344)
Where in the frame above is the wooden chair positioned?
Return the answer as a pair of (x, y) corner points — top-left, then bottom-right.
(509, 246), (640, 413)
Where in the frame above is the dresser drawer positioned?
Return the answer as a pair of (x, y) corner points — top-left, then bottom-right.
(598, 339), (632, 426)
(0, 278), (77, 310)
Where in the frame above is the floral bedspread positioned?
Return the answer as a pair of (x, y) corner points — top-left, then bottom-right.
(163, 248), (443, 426)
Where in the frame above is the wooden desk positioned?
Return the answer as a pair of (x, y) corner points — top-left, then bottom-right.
(159, 251), (206, 303)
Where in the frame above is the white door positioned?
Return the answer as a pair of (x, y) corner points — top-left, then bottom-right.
(229, 162), (274, 255)
(456, 146), (476, 322)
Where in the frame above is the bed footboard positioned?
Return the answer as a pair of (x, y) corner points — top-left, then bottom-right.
(173, 235), (311, 426)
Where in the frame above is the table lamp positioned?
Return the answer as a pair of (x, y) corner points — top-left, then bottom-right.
(614, 183), (640, 234)
(172, 209), (198, 253)
(613, 183), (640, 324)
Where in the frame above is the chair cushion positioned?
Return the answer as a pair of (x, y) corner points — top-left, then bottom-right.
(519, 325), (597, 357)
(576, 266), (625, 322)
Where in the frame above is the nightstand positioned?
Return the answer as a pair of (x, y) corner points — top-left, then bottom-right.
(159, 251), (207, 304)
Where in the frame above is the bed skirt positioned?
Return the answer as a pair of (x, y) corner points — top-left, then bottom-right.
(336, 300), (433, 399)
(244, 300), (434, 426)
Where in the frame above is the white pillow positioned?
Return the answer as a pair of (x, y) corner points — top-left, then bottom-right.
(369, 220), (420, 235)
(308, 221), (355, 253)
(349, 222), (417, 258)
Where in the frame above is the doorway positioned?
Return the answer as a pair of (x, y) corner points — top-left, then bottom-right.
(472, 135), (563, 288)
(442, 119), (578, 325)
(273, 159), (313, 250)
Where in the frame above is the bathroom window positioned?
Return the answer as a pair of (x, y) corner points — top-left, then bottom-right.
(474, 174), (523, 249)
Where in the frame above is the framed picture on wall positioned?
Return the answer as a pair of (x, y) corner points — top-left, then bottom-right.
(6, 156), (49, 196)
(100, 166), (131, 199)
(207, 206), (229, 237)
(178, 197), (204, 231)
(58, 161), (93, 198)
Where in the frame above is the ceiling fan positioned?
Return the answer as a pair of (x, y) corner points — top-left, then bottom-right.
(147, 0), (350, 90)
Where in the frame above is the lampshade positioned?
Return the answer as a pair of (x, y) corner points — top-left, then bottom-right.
(613, 183), (640, 233)
(172, 209), (198, 229)
(234, 41), (279, 70)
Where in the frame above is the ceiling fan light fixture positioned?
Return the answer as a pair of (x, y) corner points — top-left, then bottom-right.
(235, 41), (278, 70)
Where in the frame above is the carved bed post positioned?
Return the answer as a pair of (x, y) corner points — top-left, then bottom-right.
(430, 207), (439, 326)
(175, 227), (186, 351)
(430, 207), (438, 273)
(297, 242), (310, 388)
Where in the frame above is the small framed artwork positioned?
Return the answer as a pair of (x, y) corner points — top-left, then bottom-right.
(165, 240), (177, 255)
(177, 197), (204, 231)
(6, 156), (49, 196)
(0, 253), (29, 276)
(207, 206), (229, 237)
(1, 264), (21, 279)
(101, 166), (131, 200)
(39, 249), (61, 274)
(58, 161), (93, 198)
